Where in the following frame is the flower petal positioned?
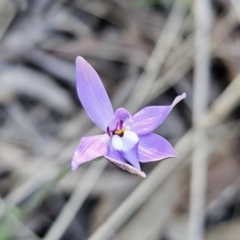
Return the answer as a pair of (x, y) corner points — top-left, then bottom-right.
(138, 133), (177, 163)
(76, 57), (114, 131)
(131, 93), (186, 135)
(105, 147), (146, 178)
(71, 134), (109, 171)
(121, 144), (141, 170)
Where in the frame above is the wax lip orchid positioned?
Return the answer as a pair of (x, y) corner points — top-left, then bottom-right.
(71, 56), (186, 178)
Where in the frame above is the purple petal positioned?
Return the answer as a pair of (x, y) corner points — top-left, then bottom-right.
(71, 134), (109, 171)
(76, 57), (114, 131)
(131, 93), (186, 135)
(105, 147), (146, 178)
(120, 143), (140, 170)
(138, 133), (177, 163)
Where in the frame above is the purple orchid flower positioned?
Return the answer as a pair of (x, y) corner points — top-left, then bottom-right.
(71, 56), (186, 178)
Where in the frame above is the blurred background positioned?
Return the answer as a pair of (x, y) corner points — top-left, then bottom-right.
(0, 0), (240, 239)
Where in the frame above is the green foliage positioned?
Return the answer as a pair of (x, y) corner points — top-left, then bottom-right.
(0, 167), (69, 240)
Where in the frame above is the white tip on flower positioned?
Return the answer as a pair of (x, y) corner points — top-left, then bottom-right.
(111, 131), (139, 152)
(71, 161), (78, 171)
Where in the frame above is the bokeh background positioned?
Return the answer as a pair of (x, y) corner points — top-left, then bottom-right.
(0, 0), (240, 239)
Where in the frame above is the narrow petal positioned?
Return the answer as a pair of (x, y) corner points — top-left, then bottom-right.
(120, 144), (141, 170)
(105, 147), (146, 178)
(138, 133), (177, 163)
(76, 57), (114, 131)
(71, 134), (109, 171)
(131, 93), (186, 135)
